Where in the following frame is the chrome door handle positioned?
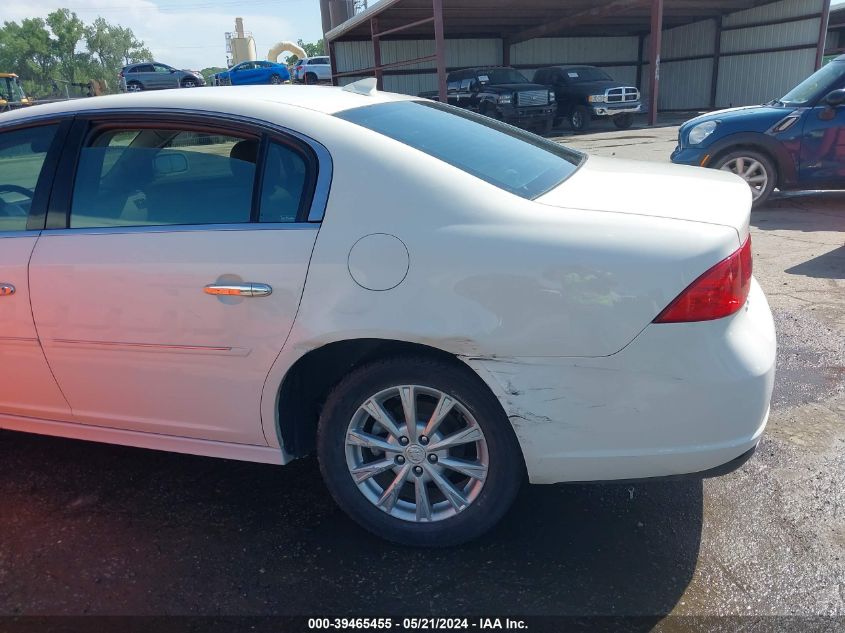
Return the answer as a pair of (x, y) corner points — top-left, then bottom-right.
(0, 284), (14, 297)
(204, 283), (272, 297)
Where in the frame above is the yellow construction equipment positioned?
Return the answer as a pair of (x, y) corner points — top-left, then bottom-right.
(0, 73), (32, 112)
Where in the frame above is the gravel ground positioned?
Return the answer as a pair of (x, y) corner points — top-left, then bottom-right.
(0, 120), (843, 622)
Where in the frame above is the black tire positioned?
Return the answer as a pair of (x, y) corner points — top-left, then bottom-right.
(304, 72), (318, 85)
(613, 113), (634, 129)
(712, 149), (777, 208)
(180, 78), (197, 88)
(317, 356), (524, 547)
(569, 105), (591, 133)
(270, 73), (283, 85)
(126, 81), (143, 93)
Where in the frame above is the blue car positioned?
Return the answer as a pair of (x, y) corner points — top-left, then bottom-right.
(215, 61), (290, 87)
(672, 55), (845, 207)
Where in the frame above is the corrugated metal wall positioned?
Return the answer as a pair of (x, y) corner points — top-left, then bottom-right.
(332, 0), (825, 109)
(334, 38), (500, 93)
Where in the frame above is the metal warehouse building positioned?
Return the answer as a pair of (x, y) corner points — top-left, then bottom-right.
(321, 0), (832, 124)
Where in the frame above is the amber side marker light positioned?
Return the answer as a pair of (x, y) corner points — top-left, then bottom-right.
(654, 236), (752, 323)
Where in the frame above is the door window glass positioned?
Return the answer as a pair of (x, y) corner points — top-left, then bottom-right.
(0, 125), (58, 231)
(259, 142), (309, 223)
(70, 127), (258, 228)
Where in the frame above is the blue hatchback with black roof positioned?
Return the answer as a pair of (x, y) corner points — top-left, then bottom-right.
(671, 55), (845, 207)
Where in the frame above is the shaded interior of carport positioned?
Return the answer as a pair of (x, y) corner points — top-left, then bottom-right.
(323, 0), (831, 124)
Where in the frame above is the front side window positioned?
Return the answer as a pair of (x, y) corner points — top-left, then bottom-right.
(337, 101), (583, 199)
(71, 128), (258, 228)
(154, 64), (173, 73)
(0, 125), (58, 231)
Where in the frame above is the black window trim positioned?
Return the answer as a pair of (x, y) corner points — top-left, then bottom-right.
(0, 115), (73, 233)
(44, 109), (330, 232)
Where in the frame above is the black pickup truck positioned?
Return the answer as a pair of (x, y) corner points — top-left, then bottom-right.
(534, 65), (642, 133)
(419, 67), (556, 133)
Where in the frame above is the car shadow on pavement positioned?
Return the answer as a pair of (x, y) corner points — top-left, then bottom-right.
(753, 191), (845, 233)
(0, 432), (702, 624)
(783, 245), (845, 279)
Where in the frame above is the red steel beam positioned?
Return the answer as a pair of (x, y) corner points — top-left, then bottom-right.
(816, 0), (832, 69)
(648, 0), (664, 126)
(433, 0), (447, 103)
(371, 18), (384, 90)
(374, 16), (435, 38)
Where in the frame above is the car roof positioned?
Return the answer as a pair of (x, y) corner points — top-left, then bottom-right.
(0, 85), (419, 123)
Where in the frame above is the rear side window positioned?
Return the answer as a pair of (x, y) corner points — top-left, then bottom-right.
(0, 125), (58, 231)
(259, 142), (308, 223)
(71, 128), (258, 228)
(336, 101), (583, 199)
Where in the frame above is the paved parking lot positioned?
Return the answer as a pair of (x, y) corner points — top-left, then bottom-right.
(1, 121), (843, 620)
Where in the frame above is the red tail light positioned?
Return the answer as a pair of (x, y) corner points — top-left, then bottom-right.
(654, 236), (752, 323)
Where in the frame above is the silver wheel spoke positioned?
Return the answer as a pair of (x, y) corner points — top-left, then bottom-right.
(377, 465), (410, 511)
(414, 477), (432, 521)
(735, 157), (745, 175)
(423, 394), (455, 437)
(747, 175), (767, 184)
(426, 465), (468, 510)
(346, 384), (488, 523)
(399, 386), (417, 442)
(347, 429), (399, 453)
(361, 398), (402, 438)
(744, 161), (761, 178)
(428, 425), (483, 451)
(350, 458), (396, 483)
(439, 456), (488, 481)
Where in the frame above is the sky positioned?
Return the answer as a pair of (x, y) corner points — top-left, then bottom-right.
(0, 0), (326, 70)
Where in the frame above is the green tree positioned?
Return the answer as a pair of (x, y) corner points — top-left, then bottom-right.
(287, 38), (326, 66)
(46, 9), (87, 84)
(0, 18), (55, 95)
(85, 17), (152, 91)
(200, 67), (226, 84)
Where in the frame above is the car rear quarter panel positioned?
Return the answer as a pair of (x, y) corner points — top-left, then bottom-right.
(277, 112), (740, 360)
(196, 102), (748, 457)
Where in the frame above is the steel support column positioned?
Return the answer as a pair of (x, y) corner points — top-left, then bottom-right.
(433, 0), (447, 103)
(816, 0), (832, 70)
(648, 0), (664, 126)
(710, 16), (723, 108)
(329, 40), (339, 86)
(371, 18), (384, 90)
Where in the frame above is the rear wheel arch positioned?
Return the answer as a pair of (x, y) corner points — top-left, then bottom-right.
(274, 338), (513, 461)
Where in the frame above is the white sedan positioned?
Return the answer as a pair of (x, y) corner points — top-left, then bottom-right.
(0, 82), (775, 546)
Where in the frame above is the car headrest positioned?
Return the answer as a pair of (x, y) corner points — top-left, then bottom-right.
(229, 139), (259, 164)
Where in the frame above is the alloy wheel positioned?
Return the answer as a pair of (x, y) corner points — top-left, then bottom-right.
(345, 385), (489, 523)
(720, 156), (769, 200)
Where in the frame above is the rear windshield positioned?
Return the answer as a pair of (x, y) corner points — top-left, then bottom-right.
(336, 101), (583, 199)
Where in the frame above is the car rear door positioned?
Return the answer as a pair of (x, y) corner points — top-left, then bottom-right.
(28, 113), (328, 445)
(0, 119), (73, 421)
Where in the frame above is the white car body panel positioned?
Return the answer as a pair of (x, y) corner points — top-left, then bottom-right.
(29, 226), (317, 444)
(0, 234), (72, 420)
(1, 87), (776, 484)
